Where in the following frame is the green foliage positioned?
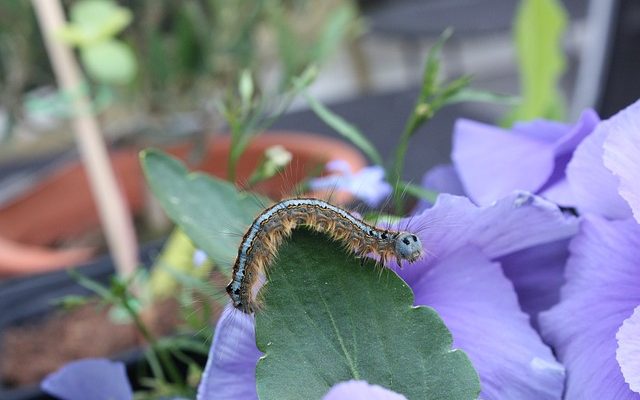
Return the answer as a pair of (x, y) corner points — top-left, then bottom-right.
(301, 90), (383, 165)
(149, 228), (211, 299)
(222, 66), (317, 180)
(255, 230), (481, 399)
(504, 0), (568, 124)
(270, 2), (356, 85)
(304, 28), (512, 214)
(66, 263), (221, 398)
(59, 0), (132, 46)
(60, 0), (137, 85)
(140, 149), (268, 275)
(80, 39), (137, 85)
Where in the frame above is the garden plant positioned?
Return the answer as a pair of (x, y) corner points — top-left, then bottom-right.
(8, 0), (640, 399)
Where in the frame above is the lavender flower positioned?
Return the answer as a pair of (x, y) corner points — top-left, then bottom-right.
(42, 358), (133, 400)
(308, 159), (392, 207)
(418, 111), (599, 321)
(322, 380), (407, 400)
(539, 99), (640, 398)
(198, 191), (577, 399)
(42, 358), (190, 400)
(447, 109), (599, 206)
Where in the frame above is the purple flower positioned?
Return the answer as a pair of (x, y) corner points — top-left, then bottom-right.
(41, 358), (191, 400)
(41, 358), (133, 400)
(309, 160), (392, 207)
(539, 99), (640, 398)
(449, 109), (599, 206)
(418, 111), (599, 322)
(198, 191), (577, 399)
(322, 380), (407, 400)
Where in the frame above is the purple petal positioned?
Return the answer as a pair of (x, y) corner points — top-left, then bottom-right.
(453, 119), (554, 205)
(413, 164), (464, 213)
(309, 165), (391, 207)
(567, 111), (633, 219)
(322, 380), (407, 400)
(421, 164), (465, 196)
(539, 216), (640, 399)
(499, 239), (570, 326)
(412, 247), (564, 399)
(452, 111), (598, 207)
(41, 358), (132, 400)
(350, 166), (393, 207)
(325, 159), (352, 174)
(512, 119), (570, 143)
(197, 306), (261, 400)
(602, 100), (640, 223)
(391, 192), (577, 285)
(552, 108), (600, 155)
(617, 305), (640, 394)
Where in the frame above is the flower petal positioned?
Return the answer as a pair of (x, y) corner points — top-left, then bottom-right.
(197, 306), (261, 400)
(414, 164), (465, 212)
(567, 113), (633, 219)
(453, 119), (554, 205)
(552, 109), (600, 155)
(412, 247), (564, 399)
(325, 159), (353, 174)
(617, 305), (640, 394)
(602, 100), (640, 223)
(322, 380), (407, 400)
(421, 164), (465, 196)
(499, 239), (570, 326)
(309, 165), (391, 207)
(539, 216), (640, 399)
(391, 192), (577, 285)
(41, 358), (133, 400)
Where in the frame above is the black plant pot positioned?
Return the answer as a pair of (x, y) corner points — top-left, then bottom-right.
(0, 240), (167, 400)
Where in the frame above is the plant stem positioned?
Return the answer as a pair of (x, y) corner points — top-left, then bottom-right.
(120, 293), (183, 385)
(390, 111), (432, 214)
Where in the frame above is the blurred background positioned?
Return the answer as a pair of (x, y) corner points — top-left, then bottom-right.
(1, 0), (639, 398)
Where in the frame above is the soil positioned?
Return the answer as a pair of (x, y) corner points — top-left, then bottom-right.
(0, 298), (180, 388)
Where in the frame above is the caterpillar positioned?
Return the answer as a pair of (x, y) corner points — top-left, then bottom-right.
(226, 198), (424, 313)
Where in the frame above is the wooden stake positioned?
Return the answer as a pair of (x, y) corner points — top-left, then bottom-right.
(32, 0), (138, 279)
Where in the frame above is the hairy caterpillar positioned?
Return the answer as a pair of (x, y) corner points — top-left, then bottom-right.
(226, 198), (424, 313)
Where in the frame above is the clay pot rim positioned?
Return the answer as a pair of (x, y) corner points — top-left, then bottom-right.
(0, 131), (367, 278)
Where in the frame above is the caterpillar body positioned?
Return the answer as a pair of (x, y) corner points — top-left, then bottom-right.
(226, 198), (424, 314)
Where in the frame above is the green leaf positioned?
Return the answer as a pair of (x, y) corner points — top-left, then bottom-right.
(443, 88), (520, 106)
(255, 230), (480, 399)
(80, 39), (137, 85)
(505, 0), (567, 124)
(140, 149), (268, 276)
(60, 0), (132, 46)
(419, 28), (453, 102)
(398, 181), (439, 204)
(303, 93), (383, 166)
(310, 4), (355, 65)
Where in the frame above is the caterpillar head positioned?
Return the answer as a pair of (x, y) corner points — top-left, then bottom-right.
(394, 232), (423, 264)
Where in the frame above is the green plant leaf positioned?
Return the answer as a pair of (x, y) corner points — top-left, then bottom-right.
(303, 92), (383, 166)
(80, 39), (137, 85)
(419, 28), (453, 103)
(255, 230), (480, 399)
(443, 88), (520, 106)
(397, 181), (439, 204)
(60, 0), (132, 46)
(140, 149), (268, 276)
(310, 4), (355, 65)
(505, 0), (567, 124)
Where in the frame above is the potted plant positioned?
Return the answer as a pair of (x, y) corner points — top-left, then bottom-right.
(0, 0), (363, 397)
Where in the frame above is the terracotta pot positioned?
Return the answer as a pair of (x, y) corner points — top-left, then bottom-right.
(0, 132), (367, 277)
